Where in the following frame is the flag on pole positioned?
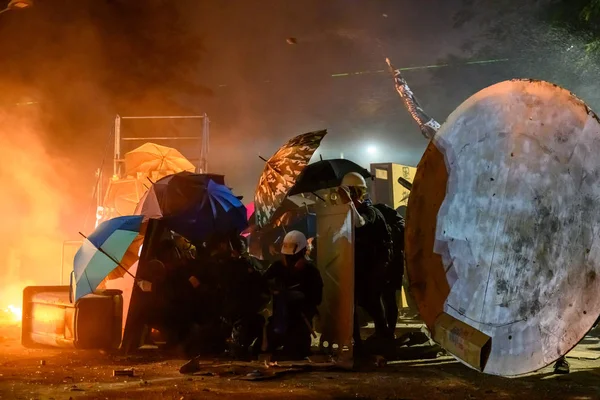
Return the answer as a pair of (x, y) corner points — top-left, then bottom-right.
(386, 58), (440, 140)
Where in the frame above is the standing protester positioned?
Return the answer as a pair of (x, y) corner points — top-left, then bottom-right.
(369, 200), (406, 339)
(262, 230), (323, 359)
(338, 172), (393, 352)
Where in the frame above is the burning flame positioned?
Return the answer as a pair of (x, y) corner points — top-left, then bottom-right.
(6, 305), (22, 321)
(0, 281), (29, 325)
(0, 109), (76, 325)
(2, 304), (22, 324)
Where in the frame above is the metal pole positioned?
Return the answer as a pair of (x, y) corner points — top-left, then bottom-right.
(196, 113), (209, 173)
(120, 115), (205, 120)
(202, 113), (210, 173)
(121, 136), (201, 141)
(61, 242), (65, 285)
(113, 114), (121, 177)
(61, 241), (83, 285)
(196, 115), (203, 173)
(96, 168), (102, 206)
(115, 113), (208, 173)
(204, 113), (210, 172)
(96, 168), (103, 227)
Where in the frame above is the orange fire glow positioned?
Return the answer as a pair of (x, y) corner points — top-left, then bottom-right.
(2, 305), (22, 323)
(0, 109), (78, 322)
(0, 282), (28, 325)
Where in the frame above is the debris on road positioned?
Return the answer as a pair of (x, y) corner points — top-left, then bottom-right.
(113, 368), (134, 377)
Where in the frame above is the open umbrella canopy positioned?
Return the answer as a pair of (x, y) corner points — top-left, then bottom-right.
(102, 178), (148, 218)
(125, 142), (196, 176)
(135, 171), (225, 218)
(288, 158), (372, 196)
(73, 215), (145, 302)
(166, 179), (248, 242)
(254, 129), (327, 227)
(135, 172), (246, 242)
(244, 194), (314, 233)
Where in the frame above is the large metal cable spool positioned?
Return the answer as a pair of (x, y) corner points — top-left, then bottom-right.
(405, 79), (600, 376)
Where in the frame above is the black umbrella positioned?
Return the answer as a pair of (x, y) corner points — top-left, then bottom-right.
(136, 172), (225, 216)
(134, 172), (247, 242)
(287, 158), (372, 196)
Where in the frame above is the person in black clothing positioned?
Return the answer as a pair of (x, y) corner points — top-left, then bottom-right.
(179, 234), (267, 372)
(339, 172), (393, 352)
(176, 236), (232, 357)
(231, 234), (266, 275)
(223, 234), (270, 358)
(146, 239), (196, 350)
(262, 230), (323, 359)
(367, 199), (406, 339)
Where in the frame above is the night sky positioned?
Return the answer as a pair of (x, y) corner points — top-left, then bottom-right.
(0, 0), (589, 229)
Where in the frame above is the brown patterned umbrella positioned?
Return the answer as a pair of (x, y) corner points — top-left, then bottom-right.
(254, 130), (327, 228)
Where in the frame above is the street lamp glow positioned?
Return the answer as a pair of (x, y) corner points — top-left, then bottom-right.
(8, 0), (32, 9)
(0, 0), (32, 15)
(366, 145), (377, 155)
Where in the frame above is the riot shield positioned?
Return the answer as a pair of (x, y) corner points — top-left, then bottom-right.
(407, 79), (600, 376)
(315, 203), (354, 364)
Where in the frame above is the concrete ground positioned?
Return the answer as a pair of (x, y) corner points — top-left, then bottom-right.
(1, 323), (600, 400)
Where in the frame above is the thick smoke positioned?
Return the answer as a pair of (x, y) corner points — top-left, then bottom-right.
(0, 0), (209, 307)
(0, 108), (76, 309)
(5, 0), (592, 308)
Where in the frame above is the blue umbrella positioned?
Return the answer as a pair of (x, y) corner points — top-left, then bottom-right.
(73, 215), (144, 301)
(135, 172), (226, 218)
(164, 179), (248, 242)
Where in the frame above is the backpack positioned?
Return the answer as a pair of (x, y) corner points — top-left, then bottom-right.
(373, 204), (405, 252)
(354, 204), (393, 273)
(373, 203), (405, 285)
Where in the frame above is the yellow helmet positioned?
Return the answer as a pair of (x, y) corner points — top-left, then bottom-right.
(341, 172), (367, 189)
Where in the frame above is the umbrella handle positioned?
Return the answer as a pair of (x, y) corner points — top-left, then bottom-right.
(78, 232), (137, 280)
(311, 192), (326, 202)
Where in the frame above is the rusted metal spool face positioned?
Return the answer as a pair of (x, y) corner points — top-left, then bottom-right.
(406, 79), (600, 376)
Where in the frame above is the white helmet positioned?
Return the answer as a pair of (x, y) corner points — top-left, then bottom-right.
(280, 230), (308, 255)
(341, 172), (367, 188)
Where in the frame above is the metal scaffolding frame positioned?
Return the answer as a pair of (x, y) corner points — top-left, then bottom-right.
(113, 114), (210, 177)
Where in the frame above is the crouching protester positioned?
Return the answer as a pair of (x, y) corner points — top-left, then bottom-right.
(225, 235), (270, 359)
(180, 234), (264, 373)
(261, 230), (323, 360)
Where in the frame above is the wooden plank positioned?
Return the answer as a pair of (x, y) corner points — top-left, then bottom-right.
(566, 350), (600, 360)
(405, 144), (450, 329)
(406, 79), (600, 376)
